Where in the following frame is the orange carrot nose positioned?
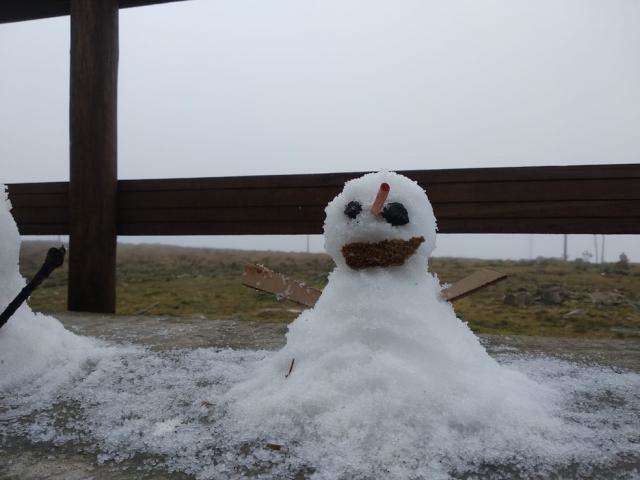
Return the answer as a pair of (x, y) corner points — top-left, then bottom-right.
(371, 183), (390, 216)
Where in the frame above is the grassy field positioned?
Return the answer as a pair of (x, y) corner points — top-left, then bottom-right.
(18, 240), (640, 339)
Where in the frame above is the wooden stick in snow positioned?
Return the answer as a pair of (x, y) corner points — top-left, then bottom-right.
(243, 264), (322, 307)
(0, 246), (66, 329)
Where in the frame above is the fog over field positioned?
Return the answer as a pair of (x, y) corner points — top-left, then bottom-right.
(1, 0), (639, 260)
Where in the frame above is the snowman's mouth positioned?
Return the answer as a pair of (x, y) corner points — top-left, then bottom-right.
(341, 236), (425, 270)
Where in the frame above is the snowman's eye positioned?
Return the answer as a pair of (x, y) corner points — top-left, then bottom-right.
(344, 201), (362, 219)
(382, 202), (409, 226)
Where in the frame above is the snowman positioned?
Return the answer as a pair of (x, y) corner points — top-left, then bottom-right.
(223, 171), (560, 478)
(0, 186), (98, 391)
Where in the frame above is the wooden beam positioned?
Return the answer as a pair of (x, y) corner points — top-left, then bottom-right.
(7, 163), (640, 236)
(67, 0), (118, 313)
(0, 1), (189, 24)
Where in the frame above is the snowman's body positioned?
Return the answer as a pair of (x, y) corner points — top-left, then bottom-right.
(225, 172), (560, 476)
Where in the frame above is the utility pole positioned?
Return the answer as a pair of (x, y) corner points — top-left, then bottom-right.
(600, 235), (606, 263)
(593, 235), (599, 264)
(306, 235), (310, 253)
(563, 234), (568, 261)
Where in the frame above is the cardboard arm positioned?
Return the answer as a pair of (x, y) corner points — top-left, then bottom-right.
(242, 264), (506, 307)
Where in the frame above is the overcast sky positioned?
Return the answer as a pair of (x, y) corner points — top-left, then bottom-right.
(1, 0), (638, 260)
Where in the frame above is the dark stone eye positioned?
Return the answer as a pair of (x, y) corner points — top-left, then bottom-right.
(344, 201), (362, 219)
(382, 202), (409, 226)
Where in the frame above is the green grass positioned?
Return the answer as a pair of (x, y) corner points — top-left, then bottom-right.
(18, 241), (640, 339)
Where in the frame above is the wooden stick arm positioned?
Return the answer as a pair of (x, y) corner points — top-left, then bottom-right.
(242, 264), (322, 307)
(440, 269), (507, 302)
(0, 246), (66, 329)
(242, 264), (507, 307)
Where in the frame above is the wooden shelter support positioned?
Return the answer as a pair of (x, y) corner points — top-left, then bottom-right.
(68, 0), (119, 313)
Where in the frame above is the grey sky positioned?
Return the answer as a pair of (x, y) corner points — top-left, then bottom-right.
(1, 0), (638, 260)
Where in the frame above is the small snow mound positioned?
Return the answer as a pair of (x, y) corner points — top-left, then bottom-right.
(0, 185), (102, 392)
(0, 185), (24, 303)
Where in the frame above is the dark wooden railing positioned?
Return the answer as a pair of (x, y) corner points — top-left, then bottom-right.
(8, 163), (640, 236)
(1, 0), (187, 24)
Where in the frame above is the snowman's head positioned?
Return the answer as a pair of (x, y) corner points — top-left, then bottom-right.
(324, 171), (437, 270)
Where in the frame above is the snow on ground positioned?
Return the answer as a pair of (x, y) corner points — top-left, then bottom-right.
(1, 345), (639, 479)
(2, 182), (639, 479)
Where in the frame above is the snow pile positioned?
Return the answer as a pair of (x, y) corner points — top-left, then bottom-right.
(0, 186), (24, 307)
(0, 185), (102, 395)
(224, 274), (568, 476)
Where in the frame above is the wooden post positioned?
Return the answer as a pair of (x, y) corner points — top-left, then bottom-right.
(68, 0), (118, 313)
